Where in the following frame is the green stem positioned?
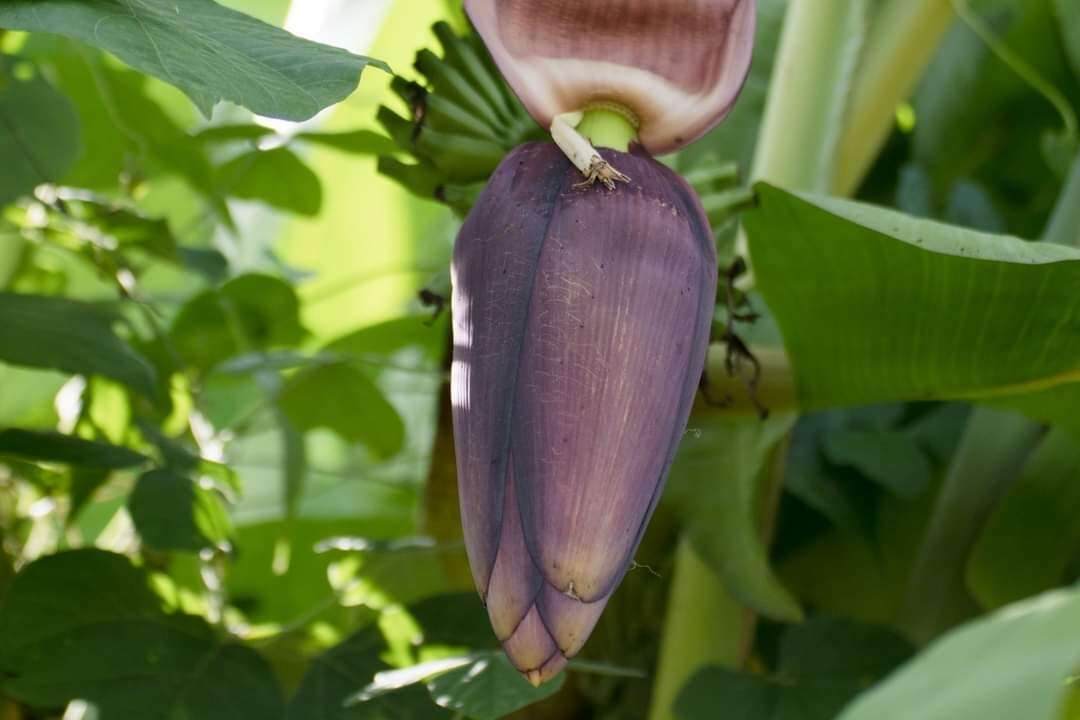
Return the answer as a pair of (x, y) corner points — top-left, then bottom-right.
(751, 0), (872, 192)
(737, 0), (872, 266)
(833, 0), (956, 195)
(901, 409), (1044, 644)
(577, 107), (638, 152)
(647, 538), (750, 720)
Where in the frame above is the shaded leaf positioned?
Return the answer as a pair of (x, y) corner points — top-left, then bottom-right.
(298, 129), (399, 155)
(675, 617), (912, 720)
(823, 430), (932, 499)
(426, 652), (564, 720)
(216, 147), (322, 216)
(0, 68), (80, 204)
(1057, 0), (1080, 75)
(746, 184), (1080, 410)
(839, 586), (1080, 720)
(128, 469), (231, 553)
(0, 428), (147, 469)
(169, 273), (306, 372)
(0, 0), (389, 120)
(0, 292), (156, 396)
(0, 550), (284, 718)
(667, 411), (803, 621)
(277, 362), (405, 457)
(967, 428), (1080, 609)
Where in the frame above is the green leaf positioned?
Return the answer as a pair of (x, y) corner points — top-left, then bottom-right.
(0, 68), (80, 204)
(0, 428), (147, 469)
(298, 129), (399, 156)
(277, 362), (405, 457)
(966, 428), (1080, 609)
(666, 411), (803, 621)
(216, 147), (322, 216)
(128, 469), (231, 553)
(839, 586), (1080, 720)
(1057, 0), (1080, 76)
(169, 273), (307, 372)
(0, 0), (390, 121)
(675, 618), (913, 720)
(0, 549), (284, 718)
(289, 623), (450, 720)
(746, 184), (1080, 410)
(0, 292), (156, 396)
(426, 652), (564, 720)
(823, 430), (932, 499)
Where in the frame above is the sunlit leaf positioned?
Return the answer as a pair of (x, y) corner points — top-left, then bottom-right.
(0, 550), (284, 718)
(746, 184), (1080, 410)
(0, 292), (156, 396)
(839, 587), (1080, 720)
(0, 67), (80, 205)
(0, 0), (390, 120)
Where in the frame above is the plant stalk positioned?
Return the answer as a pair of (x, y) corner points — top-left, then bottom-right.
(832, 0), (956, 196)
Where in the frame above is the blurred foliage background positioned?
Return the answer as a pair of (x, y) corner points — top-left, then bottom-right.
(0, 1), (1079, 719)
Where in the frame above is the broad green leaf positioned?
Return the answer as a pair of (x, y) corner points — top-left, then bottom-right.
(0, 550), (284, 719)
(277, 362), (405, 457)
(216, 147), (322, 216)
(0, 0), (389, 120)
(0, 428), (147, 469)
(128, 469), (231, 553)
(169, 273), (307, 372)
(666, 411), (803, 621)
(746, 184), (1080, 410)
(1057, 0), (1080, 75)
(426, 652), (564, 720)
(967, 429), (1080, 609)
(0, 292), (156, 396)
(675, 618), (912, 720)
(0, 68), (80, 204)
(839, 586), (1080, 720)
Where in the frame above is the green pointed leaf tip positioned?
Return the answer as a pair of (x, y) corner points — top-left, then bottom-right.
(0, 0), (390, 121)
(0, 68), (80, 205)
(0, 550), (284, 718)
(0, 292), (156, 396)
(745, 184), (1080, 409)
